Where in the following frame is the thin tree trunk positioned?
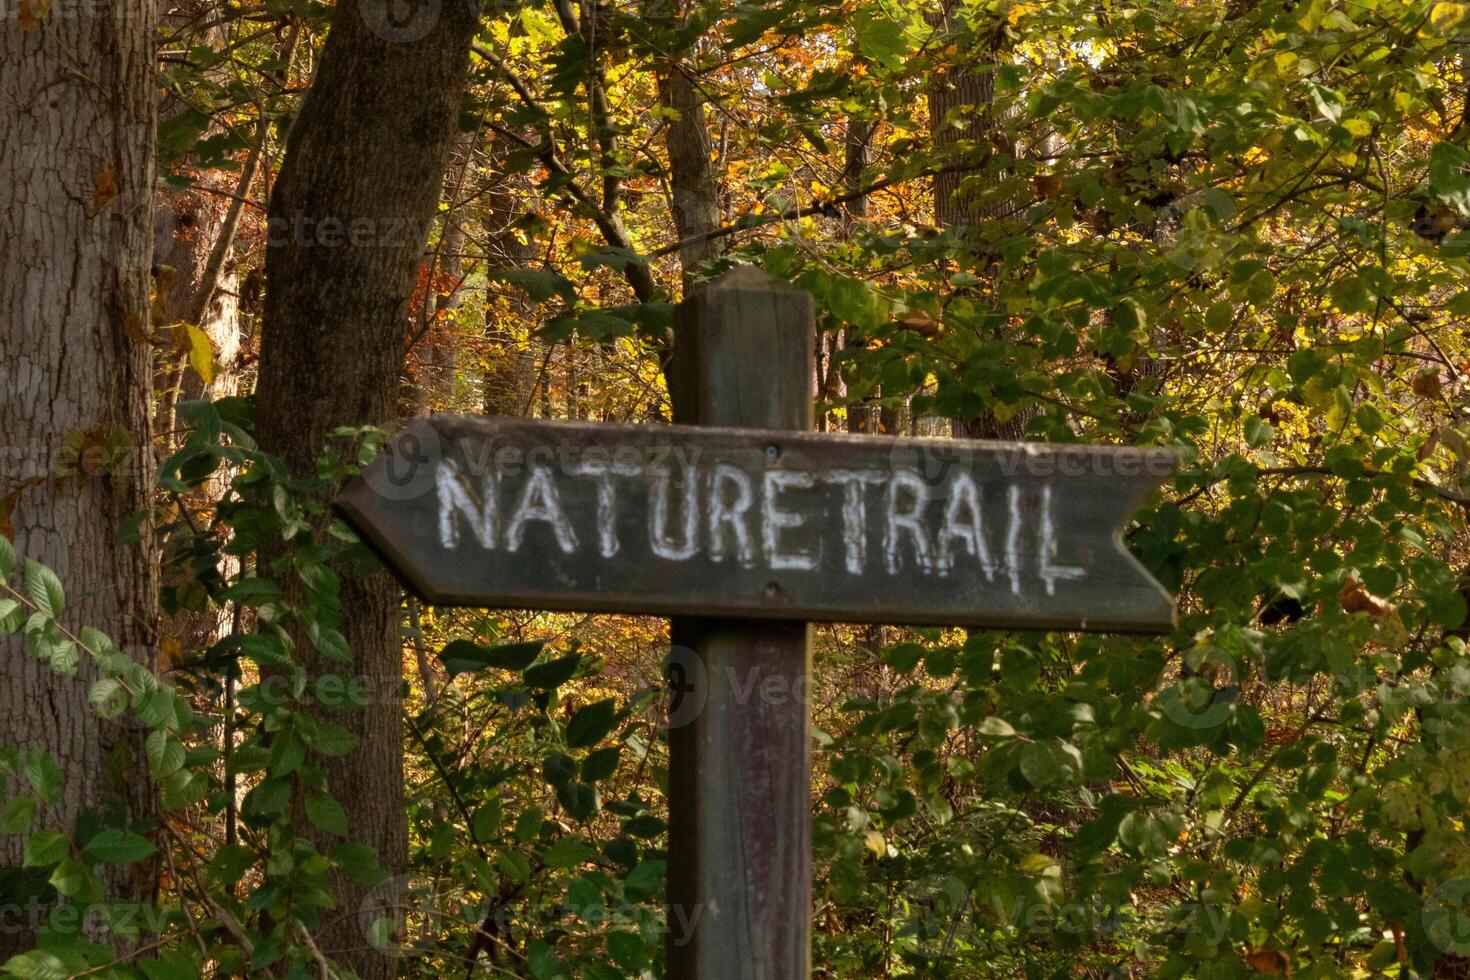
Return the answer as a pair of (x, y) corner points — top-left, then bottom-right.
(482, 163), (539, 417)
(252, 3), (481, 976)
(412, 130), (479, 414)
(927, 5), (1030, 440)
(660, 66), (725, 289)
(0, 1), (158, 957)
(843, 117), (875, 227)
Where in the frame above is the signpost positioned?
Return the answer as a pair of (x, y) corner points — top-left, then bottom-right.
(336, 266), (1177, 978)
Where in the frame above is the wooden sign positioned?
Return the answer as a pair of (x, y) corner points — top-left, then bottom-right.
(336, 414), (1177, 632)
(337, 268), (1179, 979)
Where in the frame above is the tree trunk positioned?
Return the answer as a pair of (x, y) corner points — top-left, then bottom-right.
(0, 1), (158, 957)
(482, 163), (539, 417)
(660, 66), (725, 288)
(252, 3), (481, 976)
(410, 130), (479, 414)
(927, 6), (1030, 440)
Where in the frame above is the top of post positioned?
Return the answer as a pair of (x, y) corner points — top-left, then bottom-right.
(698, 264), (804, 295)
(670, 264), (815, 431)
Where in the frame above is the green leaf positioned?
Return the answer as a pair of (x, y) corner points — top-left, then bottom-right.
(0, 597), (21, 633)
(852, 6), (910, 68)
(0, 535), (15, 583)
(607, 930), (649, 971)
(307, 793), (349, 837)
(1426, 588), (1468, 629)
(543, 752), (577, 788)
(1117, 812), (1171, 859)
(311, 722), (359, 758)
(1244, 416), (1275, 448)
(1, 949), (69, 980)
(88, 678), (126, 719)
(145, 731), (185, 778)
(23, 829), (68, 867)
(439, 639), (546, 677)
(565, 699), (619, 749)
(83, 828), (156, 865)
(48, 859), (97, 899)
(331, 842), (390, 887)
(490, 267), (576, 303)
(24, 560), (64, 620)
(541, 837), (598, 869)
(138, 952), (200, 980)
(623, 858), (665, 899)
(24, 751), (62, 806)
(158, 108), (210, 166)
(524, 653), (581, 689)
(1, 796), (37, 834)
(495, 849), (532, 884)
(208, 844), (255, 885)
(1019, 740), (1083, 788)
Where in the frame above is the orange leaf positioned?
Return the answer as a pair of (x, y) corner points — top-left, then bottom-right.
(19, 0), (53, 30)
(91, 169), (119, 217)
(1243, 949), (1291, 975)
(1339, 578), (1394, 618)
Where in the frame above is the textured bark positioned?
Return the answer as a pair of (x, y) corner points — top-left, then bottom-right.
(929, 62), (996, 231)
(927, 7), (1030, 440)
(842, 117), (875, 226)
(482, 164), (539, 417)
(0, 0), (158, 956)
(154, 178), (243, 410)
(410, 131), (478, 414)
(252, 3), (481, 976)
(660, 67), (725, 287)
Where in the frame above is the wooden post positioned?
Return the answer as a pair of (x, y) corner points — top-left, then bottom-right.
(666, 266), (815, 979)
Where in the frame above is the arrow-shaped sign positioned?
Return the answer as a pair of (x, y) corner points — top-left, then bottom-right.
(336, 414), (1177, 632)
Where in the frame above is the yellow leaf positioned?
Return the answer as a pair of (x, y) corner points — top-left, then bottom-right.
(1430, 1), (1468, 32)
(1273, 51), (1298, 75)
(863, 830), (886, 857)
(1008, 2), (1038, 25)
(1018, 852), (1059, 874)
(173, 322), (216, 386)
(1343, 117), (1372, 137)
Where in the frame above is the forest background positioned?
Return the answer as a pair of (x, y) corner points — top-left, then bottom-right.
(3, 0), (1470, 977)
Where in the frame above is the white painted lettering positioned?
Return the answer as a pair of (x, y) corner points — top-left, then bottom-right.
(505, 463), (578, 554)
(1004, 485), (1023, 595)
(570, 459), (639, 558)
(650, 467), (700, 560)
(885, 468), (933, 574)
(707, 463), (756, 565)
(825, 469), (886, 574)
(1039, 484), (1085, 595)
(762, 469), (818, 571)
(936, 471), (993, 579)
(437, 466), (497, 550)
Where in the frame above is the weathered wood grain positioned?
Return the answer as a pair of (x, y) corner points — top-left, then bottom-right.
(334, 413), (1178, 632)
(665, 266), (814, 979)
